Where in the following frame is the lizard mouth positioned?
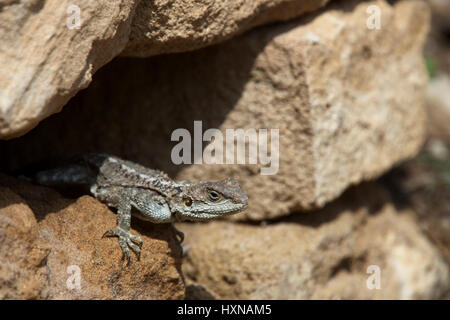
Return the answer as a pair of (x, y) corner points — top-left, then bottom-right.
(206, 203), (248, 216)
(174, 201), (248, 221)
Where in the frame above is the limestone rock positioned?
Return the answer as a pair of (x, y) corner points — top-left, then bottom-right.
(0, 0), (330, 139)
(0, 174), (184, 299)
(180, 183), (450, 299)
(426, 75), (450, 139)
(0, 0), (430, 221)
(0, 0), (139, 139)
(0, 186), (49, 299)
(427, 0), (450, 30)
(123, 0), (330, 57)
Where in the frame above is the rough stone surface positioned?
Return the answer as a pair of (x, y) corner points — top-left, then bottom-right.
(180, 183), (450, 299)
(384, 140), (450, 273)
(0, 0), (331, 139)
(0, 185), (49, 299)
(426, 75), (450, 139)
(123, 0), (330, 57)
(0, 0), (139, 139)
(0, 0), (430, 221)
(0, 174), (184, 299)
(427, 0), (450, 30)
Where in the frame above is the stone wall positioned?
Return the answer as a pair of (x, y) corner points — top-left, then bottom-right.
(1, 0), (448, 299)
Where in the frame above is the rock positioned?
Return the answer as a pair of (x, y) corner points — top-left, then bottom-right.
(0, 186), (49, 299)
(0, 174), (184, 299)
(0, 0), (430, 221)
(0, 0), (139, 139)
(180, 183), (450, 299)
(427, 0), (450, 30)
(382, 141), (450, 271)
(426, 75), (450, 139)
(123, 0), (329, 57)
(0, 0), (330, 139)
(424, 0), (450, 74)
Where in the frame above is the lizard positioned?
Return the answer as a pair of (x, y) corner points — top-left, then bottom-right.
(26, 153), (248, 264)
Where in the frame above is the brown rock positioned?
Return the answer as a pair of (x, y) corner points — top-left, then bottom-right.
(0, 186), (49, 299)
(0, 0), (139, 139)
(427, 0), (450, 30)
(0, 0), (430, 221)
(0, 0), (330, 139)
(0, 174), (184, 299)
(384, 141), (450, 272)
(180, 183), (450, 299)
(123, 0), (329, 57)
(426, 75), (450, 139)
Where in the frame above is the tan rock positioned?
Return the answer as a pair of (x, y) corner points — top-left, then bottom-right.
(123, 0), (329, 57)
(0, 0), (139, 139)
(0, 174), (184, 299)
(426, 75), (450, 139)
(180, 183), (450, 299)
(0, 0), (330, 139)
(0, 186), (49, 299)
(427, 0), (450, 30)
(0, 0), (430, 221)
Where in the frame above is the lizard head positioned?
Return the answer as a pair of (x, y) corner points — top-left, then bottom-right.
(172, 178), (248, 221)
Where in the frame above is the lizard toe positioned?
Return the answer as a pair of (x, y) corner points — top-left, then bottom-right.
(121, 251), (131, 266)
(119, 241), (131, 266)
(130, 234), (143, 247)
(127, 239), (141, 258)
(105, 228), (142, 265)
(102, 229), (117, 238)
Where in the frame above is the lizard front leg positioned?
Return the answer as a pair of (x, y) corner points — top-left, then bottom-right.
(103, 189), (143, 265)
(127, 191), (185, 245)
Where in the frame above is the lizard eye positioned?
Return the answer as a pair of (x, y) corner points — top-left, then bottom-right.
(184, 197), (192, 207)
(208, 191), (221, 202)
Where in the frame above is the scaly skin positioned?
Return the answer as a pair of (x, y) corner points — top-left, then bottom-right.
(30, 153), (248, 264)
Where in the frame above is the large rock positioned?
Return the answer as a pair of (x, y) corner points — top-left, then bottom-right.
(123, 0), (329, 57)
(0, 0), (332, 140)
(0, 185), (49, 299)
(427, 0), (450, 30)
(179, 183), (450, 299)
(0, 0), (139, 139)
(426, 75), (450, 139)
(0, 0), (430, 221)
(0, 174), (184, 299)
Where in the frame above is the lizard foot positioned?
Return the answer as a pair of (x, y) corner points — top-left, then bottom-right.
(102, 228), (143, 265)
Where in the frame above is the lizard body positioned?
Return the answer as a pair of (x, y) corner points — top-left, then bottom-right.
(29, 153), (248, 264)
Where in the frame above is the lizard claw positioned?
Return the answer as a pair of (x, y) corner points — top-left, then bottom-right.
(176, 230), (184, 244)
(121, 249), (131, 266)
(130, 234), (143, 248)
(102, 229), (116, 238)
(102, 228), (142, 264)
(171, 223), (184, 244)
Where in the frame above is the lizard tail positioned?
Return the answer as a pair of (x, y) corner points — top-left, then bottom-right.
(18, 154), (105, 192)
(32, 163), (96, 188)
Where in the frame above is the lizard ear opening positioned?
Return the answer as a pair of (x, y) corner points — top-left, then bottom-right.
(183, 197), (193, 207)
